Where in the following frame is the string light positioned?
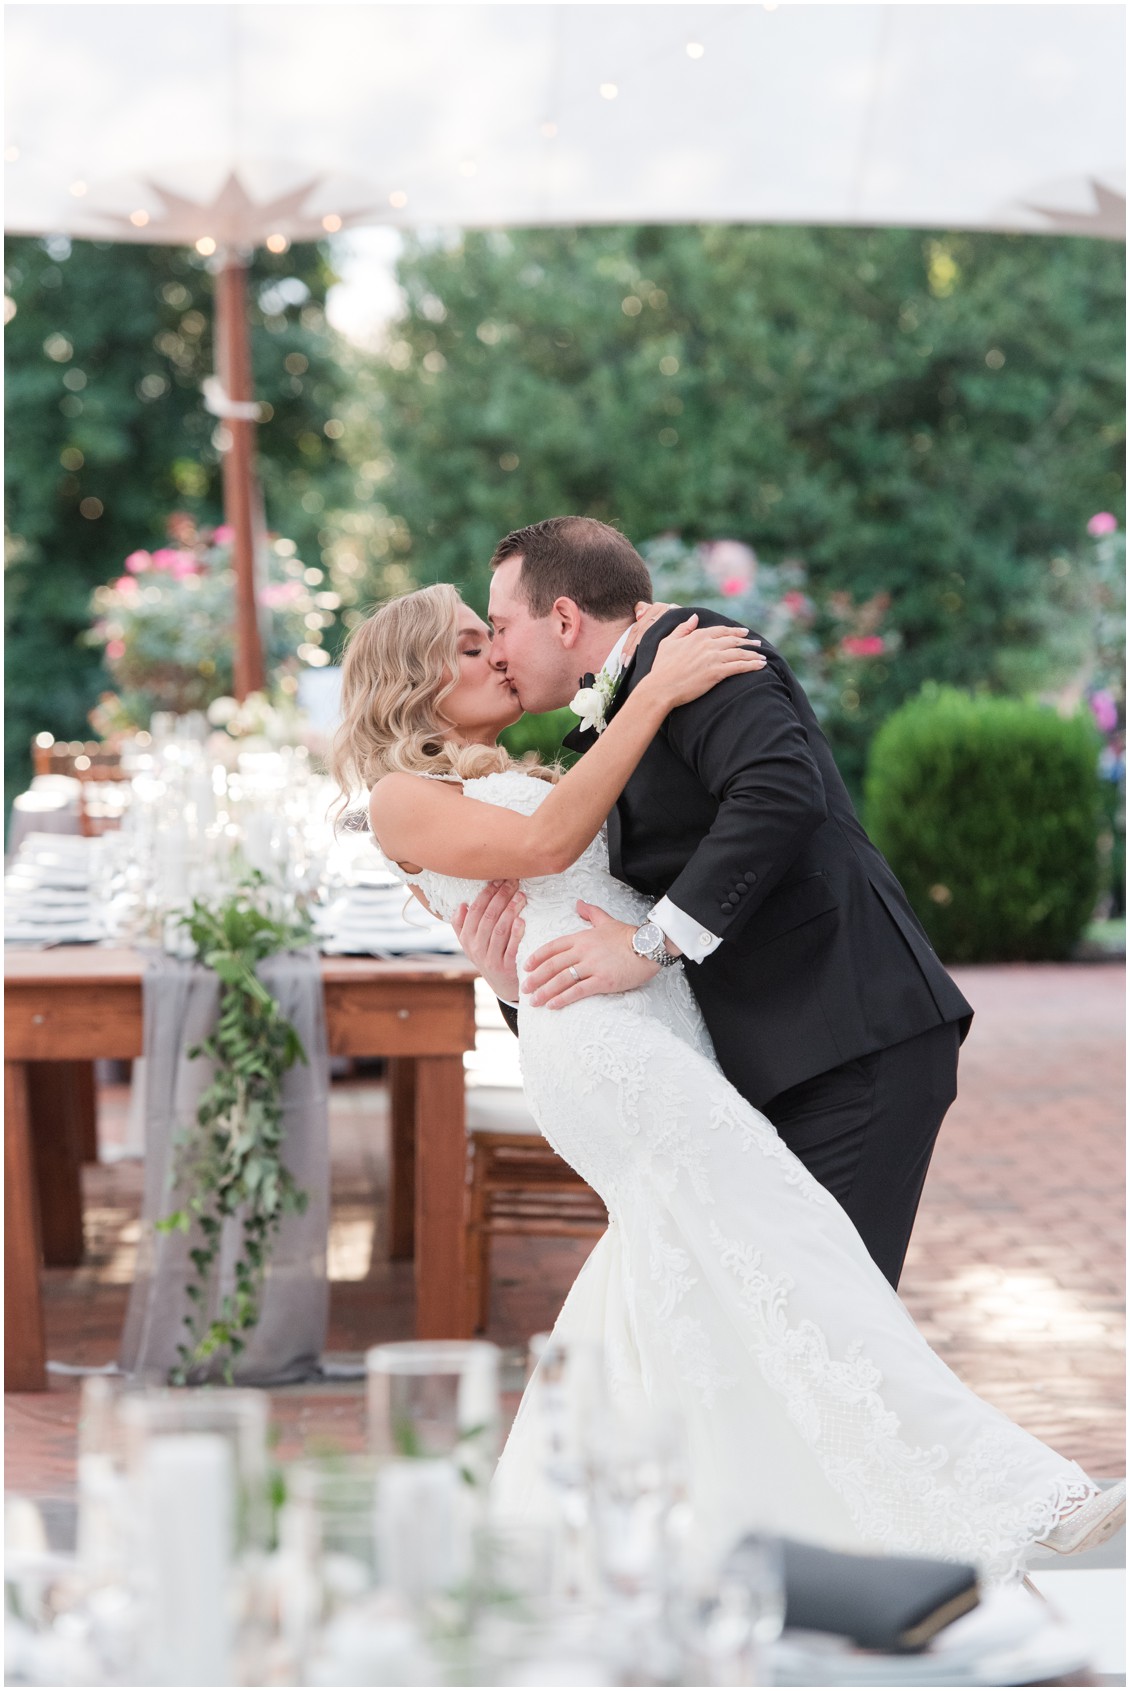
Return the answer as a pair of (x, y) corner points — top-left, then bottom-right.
(599, 83), (618, 100)
(389, 189), (408, 208)
(195, 236), (217, 256)
(458, 159), (477, 177)
(540, 121), (558, 138)
(266, 233), (288, 253)
(321, 214), (342, 232)
(4, 145), (19, 163)
(69, 180), (87, 197)
(686, 42), (705, 58)
(129, 209), (150, 227)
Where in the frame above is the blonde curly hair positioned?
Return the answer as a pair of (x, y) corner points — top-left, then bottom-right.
(330, 584), (558, 812)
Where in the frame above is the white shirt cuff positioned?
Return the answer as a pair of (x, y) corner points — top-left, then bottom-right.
(649, 896), (722, 963)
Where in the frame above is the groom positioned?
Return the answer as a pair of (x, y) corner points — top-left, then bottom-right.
(459, 516), (973, 1289)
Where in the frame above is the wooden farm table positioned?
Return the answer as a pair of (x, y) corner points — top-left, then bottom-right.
(5, 947), (478, 1392)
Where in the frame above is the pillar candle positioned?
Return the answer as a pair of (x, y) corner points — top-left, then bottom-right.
(374, 1458), (465, 1599)
(155, 824), (189, 902)
(242, 810), (276, 876)
(135, 1433), (233, 1687)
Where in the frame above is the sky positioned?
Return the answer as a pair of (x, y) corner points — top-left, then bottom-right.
(325, 226), (405, 347)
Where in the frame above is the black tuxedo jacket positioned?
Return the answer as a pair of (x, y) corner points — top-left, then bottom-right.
(504, 607), (972, 1107)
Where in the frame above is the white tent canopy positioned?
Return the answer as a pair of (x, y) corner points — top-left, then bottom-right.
(5, 2), (1125, 245)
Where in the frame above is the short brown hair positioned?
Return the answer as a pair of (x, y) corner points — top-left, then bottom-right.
(489, 516), (652, 620)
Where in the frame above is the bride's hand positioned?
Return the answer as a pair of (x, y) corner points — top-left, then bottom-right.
(623, 599), (680, 663)
(642, 613), (766, 709)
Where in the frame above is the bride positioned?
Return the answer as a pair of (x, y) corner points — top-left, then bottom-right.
(331, 582), (1124, 1585)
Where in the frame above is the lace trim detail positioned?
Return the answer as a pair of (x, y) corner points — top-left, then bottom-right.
(707, 1218), (1096, 1582)
(708, 1089), (829, 1205)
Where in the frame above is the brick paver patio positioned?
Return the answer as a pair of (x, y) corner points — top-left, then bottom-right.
(6, 963), (1124, 1504)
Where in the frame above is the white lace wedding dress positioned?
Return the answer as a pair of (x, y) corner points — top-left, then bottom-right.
(397, 769), (1094, 1583)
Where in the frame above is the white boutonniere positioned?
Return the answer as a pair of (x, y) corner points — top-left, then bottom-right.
(569, 668), (620, 735)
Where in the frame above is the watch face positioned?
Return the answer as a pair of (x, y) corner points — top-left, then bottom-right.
(633, 921), (664, 954)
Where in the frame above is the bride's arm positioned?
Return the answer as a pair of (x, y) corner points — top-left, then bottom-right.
(370, 617), (763, 880)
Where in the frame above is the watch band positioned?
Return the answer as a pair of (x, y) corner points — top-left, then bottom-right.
(633, 923), (681, 968)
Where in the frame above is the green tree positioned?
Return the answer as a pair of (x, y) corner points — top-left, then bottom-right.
(363, 224), (1123, 783)
(4, 235), (354, 802)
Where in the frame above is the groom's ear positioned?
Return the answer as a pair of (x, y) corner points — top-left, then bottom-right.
(551, 595), (584, 649)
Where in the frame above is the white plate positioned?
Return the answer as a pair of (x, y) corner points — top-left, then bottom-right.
(771, 1586), (1090, 1686)
(5, 926), (104, 946)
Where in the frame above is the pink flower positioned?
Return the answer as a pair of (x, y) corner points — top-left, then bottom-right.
(212, 524), (235, 546)
(124, 550), (150, 574)
(150, 547), (198, 578)
(702, 539), (757, 594)
(259, 580), (304, 608)
(781, 590), (808, 613)
(106, 639), (126, 660)
(1090, 690), (1119, 734)
(112, 575), (139, 595)
(1087, 512), (1119, 537)
(841, 635), (885, 658)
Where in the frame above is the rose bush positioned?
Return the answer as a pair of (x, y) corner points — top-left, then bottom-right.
(85, 512), (338, 728)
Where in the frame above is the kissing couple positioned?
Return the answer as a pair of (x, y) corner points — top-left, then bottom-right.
(331, 514), (1124, 1580)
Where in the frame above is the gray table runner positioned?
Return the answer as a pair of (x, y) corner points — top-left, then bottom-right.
(119, 949), (330, 1384)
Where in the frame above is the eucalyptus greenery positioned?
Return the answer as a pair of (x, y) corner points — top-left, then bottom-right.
(157, 879), (314, 1385)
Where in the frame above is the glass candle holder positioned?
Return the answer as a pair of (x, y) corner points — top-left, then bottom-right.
(119, 1388), (270, 1687)
(279, 1453), (381, 1676)
(366, 1340), (501, 1484)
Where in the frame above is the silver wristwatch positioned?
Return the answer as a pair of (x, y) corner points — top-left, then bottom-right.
(631, 920), (681, 968)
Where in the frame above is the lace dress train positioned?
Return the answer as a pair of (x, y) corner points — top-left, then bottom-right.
(398, 770), (1095, 1584)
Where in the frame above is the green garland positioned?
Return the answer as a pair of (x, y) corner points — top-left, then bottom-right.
(157, 880), (314, 1385)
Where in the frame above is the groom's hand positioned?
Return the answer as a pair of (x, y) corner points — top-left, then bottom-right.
(523, 901), (670, 1008)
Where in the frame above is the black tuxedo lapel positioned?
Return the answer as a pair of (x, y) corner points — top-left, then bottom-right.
(600, 656), (636, 879)
(561, 723), (596, 755)
(560, 655), (636, 873)
(604, 790), (624, 879)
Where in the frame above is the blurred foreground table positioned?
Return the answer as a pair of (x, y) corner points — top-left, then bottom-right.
(5, 947), (478, 1391)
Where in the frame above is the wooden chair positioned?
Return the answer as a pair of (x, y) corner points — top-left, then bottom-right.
(76, 776), (131, 837)
(464, 1087), (608, 1333)
(30, 736), (129, 835)
(32, 734), (123, 780)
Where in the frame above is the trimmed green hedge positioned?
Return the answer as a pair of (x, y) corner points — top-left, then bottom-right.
(865, 688), (1102, 963)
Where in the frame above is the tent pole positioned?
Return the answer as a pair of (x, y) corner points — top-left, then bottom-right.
(216, 253), (265, 700)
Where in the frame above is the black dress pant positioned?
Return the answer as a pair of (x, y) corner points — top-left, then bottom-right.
(761, 1022), (962, 1290)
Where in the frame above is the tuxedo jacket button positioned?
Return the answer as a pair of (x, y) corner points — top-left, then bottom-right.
(720, 901), (734, 914)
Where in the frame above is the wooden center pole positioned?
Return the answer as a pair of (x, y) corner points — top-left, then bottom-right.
(215, 253), (266, 700)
